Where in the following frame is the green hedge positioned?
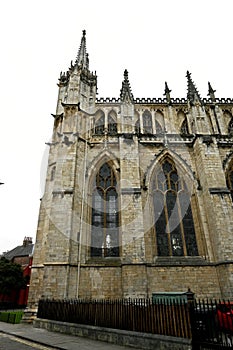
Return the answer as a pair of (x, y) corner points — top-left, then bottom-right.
(0, 311), (23, 323)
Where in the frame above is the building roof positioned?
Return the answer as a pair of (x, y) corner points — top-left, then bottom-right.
(3, 239), (34, 261)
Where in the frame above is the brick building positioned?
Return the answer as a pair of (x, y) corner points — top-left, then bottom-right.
(28, 31), (233, 310)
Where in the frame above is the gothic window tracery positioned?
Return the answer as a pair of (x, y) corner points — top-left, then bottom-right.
(226, 161), (233, 201)
(152, 158), (198, 257)
(91, 163), (119, 257)
(143, 112), (153, 134)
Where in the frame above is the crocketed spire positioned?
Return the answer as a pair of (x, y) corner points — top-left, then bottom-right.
(186, 71), (202, 106)
(75, 30), (89, 69)
(120, 69), (134, 103)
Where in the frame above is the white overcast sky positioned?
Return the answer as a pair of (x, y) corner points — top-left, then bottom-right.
(0, 0), (233, 254)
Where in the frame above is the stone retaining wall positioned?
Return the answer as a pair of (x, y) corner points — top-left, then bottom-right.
(33, 318), (192, 350)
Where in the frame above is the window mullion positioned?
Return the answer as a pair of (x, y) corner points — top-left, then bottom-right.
(164, 192), (173, 256)
(103, 190), (107, 257)
(177, 192), (188, 256)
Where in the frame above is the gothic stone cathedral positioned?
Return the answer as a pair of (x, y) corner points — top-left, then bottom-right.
(28, 31), (233, 309)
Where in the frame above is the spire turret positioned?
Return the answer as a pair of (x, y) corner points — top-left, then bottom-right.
(208, 82), (216, 102)
(120, 69), (134, 103)
(56, 30), (97, 113)
(75, 30), (89, 69)
(186, 71), (202, 106)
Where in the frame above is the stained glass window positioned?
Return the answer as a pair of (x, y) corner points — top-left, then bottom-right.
(91, 163), (119, 257)
(153, 159), (198, 256)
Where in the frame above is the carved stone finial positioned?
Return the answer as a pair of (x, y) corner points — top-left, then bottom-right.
(208, 82), (216, 102)
(164, 82), (172, 105)
(124, 69), (128, 80)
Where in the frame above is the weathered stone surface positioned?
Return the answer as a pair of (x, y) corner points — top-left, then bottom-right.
(28, 32), (233, 310)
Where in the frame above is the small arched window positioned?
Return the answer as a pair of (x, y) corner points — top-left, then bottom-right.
(226, 161), (233, 201)
(143, 112), (153, 134)
(91, 163), (119, 257)
(152, 158), (198, 257)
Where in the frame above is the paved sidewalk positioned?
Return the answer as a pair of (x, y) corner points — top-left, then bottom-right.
(0, 322), (137, 350)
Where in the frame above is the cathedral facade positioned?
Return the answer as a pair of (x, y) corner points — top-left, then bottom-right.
(28, 31), (233, 308)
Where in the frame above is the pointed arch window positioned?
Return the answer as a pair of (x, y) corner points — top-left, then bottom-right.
(226, 161), (233, 201)
(153, 159), (198, 257)
(95, 111), (105, 135)
(108, 112), (117, 135)
(143, 112), (153, 134)
(91, 163), (119, 257)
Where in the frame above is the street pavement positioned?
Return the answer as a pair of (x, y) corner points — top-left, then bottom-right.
(0, 322), (137, 350)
